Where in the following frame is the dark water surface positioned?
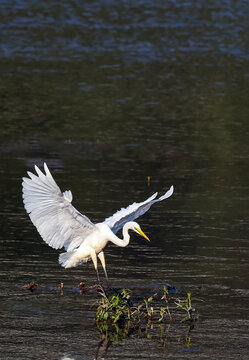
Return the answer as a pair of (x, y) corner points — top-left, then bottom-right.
(1, 1), (249, 359)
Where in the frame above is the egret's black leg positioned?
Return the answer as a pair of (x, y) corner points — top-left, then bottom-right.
(95, 267), (101, 285)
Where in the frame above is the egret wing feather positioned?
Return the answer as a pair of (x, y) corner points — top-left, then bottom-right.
(104, 185), (174, 234)
(22, 163), (97, 251)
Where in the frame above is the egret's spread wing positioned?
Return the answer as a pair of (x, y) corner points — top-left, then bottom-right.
(104, 185), (174, 234)
(22, 163), (97, 251)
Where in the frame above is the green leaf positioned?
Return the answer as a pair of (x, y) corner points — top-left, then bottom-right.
(103, 312), (108, 320)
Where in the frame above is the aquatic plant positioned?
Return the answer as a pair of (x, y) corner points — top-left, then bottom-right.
(175, 293), (199, 322)
(95, 288), (134, 325)
(95, 286), (198, 326)
(94, 286), (200, 348)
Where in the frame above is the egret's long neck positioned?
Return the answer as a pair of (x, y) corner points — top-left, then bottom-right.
(109, 222), (132, 248)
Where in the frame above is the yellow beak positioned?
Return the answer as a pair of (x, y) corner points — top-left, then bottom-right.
(135, 227), (150, 241)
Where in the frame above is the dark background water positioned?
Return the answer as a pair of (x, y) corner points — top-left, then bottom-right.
(0, 1), (249, 359)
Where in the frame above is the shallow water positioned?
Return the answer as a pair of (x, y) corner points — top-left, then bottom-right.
(1, 1), (249, 359)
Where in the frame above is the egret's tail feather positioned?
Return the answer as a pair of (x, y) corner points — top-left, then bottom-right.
(59, 251), (87, 268)
(59, 251), (75, 268)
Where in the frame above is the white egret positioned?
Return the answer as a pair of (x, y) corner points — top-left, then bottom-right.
(22, 163), (174, 285)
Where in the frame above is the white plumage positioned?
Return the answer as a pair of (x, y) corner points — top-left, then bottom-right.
(22, 163), (174, 285)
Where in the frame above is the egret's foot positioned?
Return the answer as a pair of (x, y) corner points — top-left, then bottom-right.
(96, 283), (107, 298)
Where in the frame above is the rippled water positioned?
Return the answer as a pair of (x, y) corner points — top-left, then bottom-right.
(1, 1), (249, 359)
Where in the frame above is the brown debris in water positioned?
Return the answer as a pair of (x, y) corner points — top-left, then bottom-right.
(23, 281), (38, 292)
(77, 282), (88, 292)
(58, 282), (64, 290)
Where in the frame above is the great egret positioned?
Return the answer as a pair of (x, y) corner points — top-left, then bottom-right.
(22, 163), (174, 285)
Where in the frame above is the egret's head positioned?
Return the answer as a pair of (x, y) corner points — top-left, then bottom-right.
(132, 222), (150, 241)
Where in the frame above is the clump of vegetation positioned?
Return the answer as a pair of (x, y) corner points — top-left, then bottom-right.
(94, 286), (201, 348)
(96, 288), (134, 325)
(95, 286), (198, 326)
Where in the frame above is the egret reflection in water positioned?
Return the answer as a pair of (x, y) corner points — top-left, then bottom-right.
(22, 163), (174, 284)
